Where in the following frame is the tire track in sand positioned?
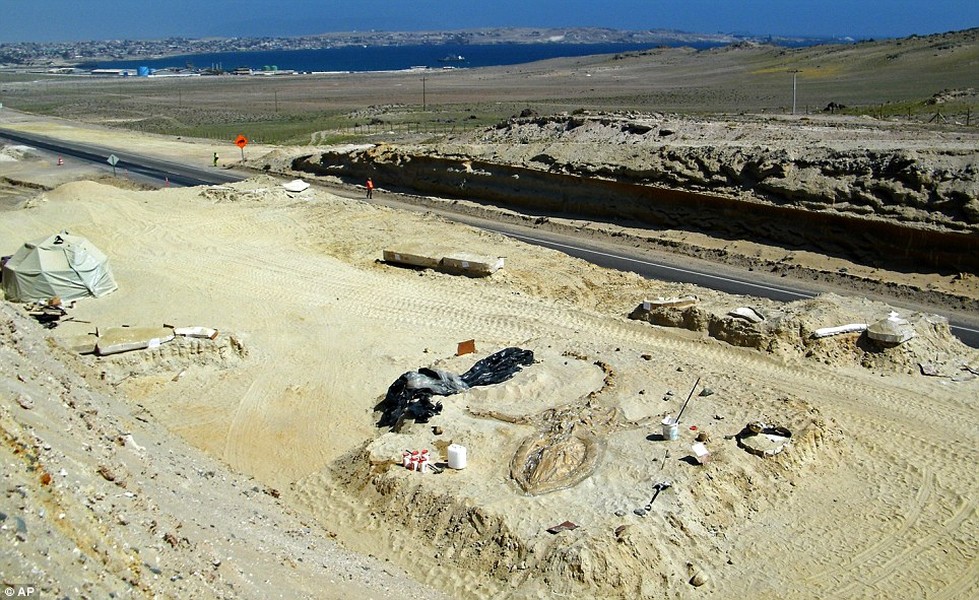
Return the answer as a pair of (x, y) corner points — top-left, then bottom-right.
(88, 189), (977, 599)
(760, 366), (979, 598)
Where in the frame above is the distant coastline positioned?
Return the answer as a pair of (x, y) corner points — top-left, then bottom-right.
(0, 26), (851, 69)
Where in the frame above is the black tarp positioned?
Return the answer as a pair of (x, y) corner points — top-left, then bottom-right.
(376, 347), (535, 429)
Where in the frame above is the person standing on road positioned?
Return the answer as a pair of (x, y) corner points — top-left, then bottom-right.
(366, 177), (374, 199)
(213, 152), (219, 167)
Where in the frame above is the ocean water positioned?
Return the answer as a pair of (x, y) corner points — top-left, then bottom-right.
(79, 42), (721, 73)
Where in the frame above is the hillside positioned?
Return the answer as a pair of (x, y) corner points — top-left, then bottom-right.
(0, 28), (976, 133)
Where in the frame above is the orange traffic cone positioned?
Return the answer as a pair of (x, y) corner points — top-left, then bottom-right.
(57, 156), (63, 166)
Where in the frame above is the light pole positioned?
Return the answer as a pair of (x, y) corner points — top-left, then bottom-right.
(790, 69), (801, 115)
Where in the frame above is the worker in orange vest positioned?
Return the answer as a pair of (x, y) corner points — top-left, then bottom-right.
(366, 177), (374, 199)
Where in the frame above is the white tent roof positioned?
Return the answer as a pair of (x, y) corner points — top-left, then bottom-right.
(2, 230), (118, 302)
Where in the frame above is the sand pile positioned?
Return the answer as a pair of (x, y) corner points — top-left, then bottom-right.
(629, 291), (977, 378)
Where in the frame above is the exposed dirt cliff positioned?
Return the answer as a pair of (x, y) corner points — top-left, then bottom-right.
(288, 112), (979, 273)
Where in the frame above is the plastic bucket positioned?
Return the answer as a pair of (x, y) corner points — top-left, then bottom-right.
(448, 444), (468, 469)
(661, 417), (679, 441)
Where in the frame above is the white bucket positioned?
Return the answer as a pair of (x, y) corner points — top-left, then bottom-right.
(447, 444), (468, 469)
(661, 417), (679, 441)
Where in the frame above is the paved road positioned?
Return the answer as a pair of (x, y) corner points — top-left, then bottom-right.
(0, 128), (241, 187)
(433, 210), (979, 348)
(3, 128), (977, 348)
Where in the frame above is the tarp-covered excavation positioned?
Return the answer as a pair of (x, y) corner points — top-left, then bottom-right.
(2, 231), (118, 302)
(376, 347), (535, 429)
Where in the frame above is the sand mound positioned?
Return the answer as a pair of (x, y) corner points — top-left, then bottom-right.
(629, 292), (978, 378)
(292, 341), (844, 598)
(0, 144), (44, 162)
(297, 416), (840, 598)
(75, 332), (248, 384)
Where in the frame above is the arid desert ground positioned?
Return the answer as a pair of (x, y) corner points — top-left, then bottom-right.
(2, 32), (978, 599)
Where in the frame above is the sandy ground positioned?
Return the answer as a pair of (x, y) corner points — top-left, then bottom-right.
(2, 113), (979, 599)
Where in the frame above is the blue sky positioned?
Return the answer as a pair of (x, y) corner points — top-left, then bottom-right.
(2, 1), (977, 43)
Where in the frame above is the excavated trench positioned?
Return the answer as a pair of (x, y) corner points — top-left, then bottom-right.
(292, 149), (979, 274)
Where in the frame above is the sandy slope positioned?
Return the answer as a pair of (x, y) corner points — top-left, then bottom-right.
(2, 140), (977, 599)
(0, 303), (452, 600)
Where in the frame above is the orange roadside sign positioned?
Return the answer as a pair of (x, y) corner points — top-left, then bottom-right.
(234, 134), (248, 148)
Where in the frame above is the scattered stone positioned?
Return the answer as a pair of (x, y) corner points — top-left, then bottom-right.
(867, 311), (915, 344)
(919, 363), (939, 376)
(690, 570), (708, 587)
(614, 524), (631, 541)
(713, 414), (725, 420)
(728, 306), (765, 323)
(122, 434), (146, 452)
(16, 394), (34, 410)
(698, 387), (714, 397)
(97, 465), (116, 481)
(546, 521), (579, 534)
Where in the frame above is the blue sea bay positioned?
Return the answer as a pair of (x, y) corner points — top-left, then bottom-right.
(80, 42), (721, 73)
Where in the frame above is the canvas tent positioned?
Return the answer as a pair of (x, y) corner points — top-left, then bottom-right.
(2, 231), (117, 302)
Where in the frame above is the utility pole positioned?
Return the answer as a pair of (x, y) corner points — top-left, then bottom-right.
(790, 69), (801, 115)
(422, 76), (427, 111)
